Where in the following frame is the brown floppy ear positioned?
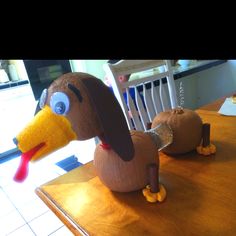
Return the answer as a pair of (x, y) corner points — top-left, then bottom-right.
(82, 77), (134, 161)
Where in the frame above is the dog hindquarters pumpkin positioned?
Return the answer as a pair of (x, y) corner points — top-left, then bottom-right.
(94, 131), (159, 192)
(152, 107), (203, 155)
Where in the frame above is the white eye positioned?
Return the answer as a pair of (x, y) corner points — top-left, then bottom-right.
(50, 92), (70, 115)
(39, 89), (48, 109)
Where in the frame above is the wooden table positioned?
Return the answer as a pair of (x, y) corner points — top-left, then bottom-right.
(36, 96), (236, 236)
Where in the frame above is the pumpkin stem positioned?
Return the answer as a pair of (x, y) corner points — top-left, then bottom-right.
(172, 106), (184, 114)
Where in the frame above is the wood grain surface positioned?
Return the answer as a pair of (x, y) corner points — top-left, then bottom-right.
(36, 97), (236, 236)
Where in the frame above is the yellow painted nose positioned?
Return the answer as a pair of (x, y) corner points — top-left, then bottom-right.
(16, 105), (77, 162)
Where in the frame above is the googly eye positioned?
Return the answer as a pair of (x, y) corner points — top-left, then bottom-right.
(39, 89), (48, 109)
(50, 92), (70, 115)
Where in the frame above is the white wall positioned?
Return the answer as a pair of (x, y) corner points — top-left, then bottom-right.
(175, 61), (236, 109)
(70, 60), (87, 73)
(70, 60), (107, 80)
(68, 60), (236, 110)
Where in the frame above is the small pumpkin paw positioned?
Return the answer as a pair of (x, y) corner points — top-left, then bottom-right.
(196, 143), (216, 156)
(142, 184), (167, 203)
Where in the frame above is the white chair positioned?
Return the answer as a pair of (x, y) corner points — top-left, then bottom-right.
(103, 60), (178, 131)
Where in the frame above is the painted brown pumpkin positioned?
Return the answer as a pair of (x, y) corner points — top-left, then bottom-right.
(152, 107), (202, 155)
(94, 130), (159, 192)
(13, 72), (165, 199)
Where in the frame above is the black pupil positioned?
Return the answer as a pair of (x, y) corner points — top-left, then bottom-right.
(55, 102), (65, 114)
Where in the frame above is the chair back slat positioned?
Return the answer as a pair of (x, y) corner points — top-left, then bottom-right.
(134, 86), (149, 131)
(143, 83), (156, 122)
(126, 88), (143, 130)
(159, 79), (170, 111)
(151, 81), (163, 114)
(103, 60), (178, 131)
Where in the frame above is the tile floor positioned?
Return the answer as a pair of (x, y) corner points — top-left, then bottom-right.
(0, 83), (96, 235)
(0, 139), (95, 236)
(0, 154), (69, 235)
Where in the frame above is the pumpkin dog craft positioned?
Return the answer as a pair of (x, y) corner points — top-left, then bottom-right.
(152, 107), (216, 156)
(13, 72), (172, 203)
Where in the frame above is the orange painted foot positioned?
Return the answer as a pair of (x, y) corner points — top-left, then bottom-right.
(142, 184), (166, 203)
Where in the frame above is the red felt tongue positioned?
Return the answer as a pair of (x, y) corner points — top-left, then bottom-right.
(13, 143), (45, 183)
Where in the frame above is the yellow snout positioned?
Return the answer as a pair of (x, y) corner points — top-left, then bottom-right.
(16, 105), (77, 162)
